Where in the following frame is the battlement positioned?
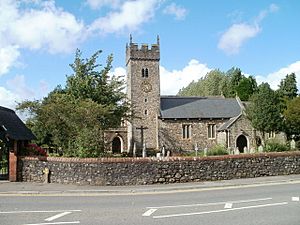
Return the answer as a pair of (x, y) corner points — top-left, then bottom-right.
(126, 35), (160, 64)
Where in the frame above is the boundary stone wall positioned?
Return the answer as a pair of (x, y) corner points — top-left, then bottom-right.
(17, 152), (300, 186)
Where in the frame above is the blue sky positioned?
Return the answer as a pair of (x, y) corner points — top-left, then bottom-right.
(1, 0), (300, 110)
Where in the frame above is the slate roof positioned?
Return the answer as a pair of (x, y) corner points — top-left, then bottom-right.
(160, 96), (241, 119)
(217, 114), (242, 131)
(0, 106), (35, 140)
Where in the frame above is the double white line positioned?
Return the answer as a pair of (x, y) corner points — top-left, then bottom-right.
(143, 197), (291, 219)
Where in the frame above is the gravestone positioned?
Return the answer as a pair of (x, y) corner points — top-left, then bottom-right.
(142, 143), (146, 158)
(194, 143), (198, 156)
(234, 147), (240, 155)
(290, 139), (296, 150)
(162, 146), (165, 157)
(133, 142), (137, 157)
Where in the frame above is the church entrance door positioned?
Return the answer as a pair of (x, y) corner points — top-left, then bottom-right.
(236, 135), (247, 153)
(112, 137), (122, 154)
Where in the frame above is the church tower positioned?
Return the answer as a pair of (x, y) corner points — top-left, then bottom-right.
(126, 35), (160, 152)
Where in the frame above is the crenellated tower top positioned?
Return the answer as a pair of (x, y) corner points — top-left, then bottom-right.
(126, 35), (160, 65)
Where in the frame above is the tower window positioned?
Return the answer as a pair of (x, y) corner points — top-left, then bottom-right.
(145, 68), (148, 77)
(145, 109), (148, 115)
(142, 68), (149, 77)
(145, 98), (148, 103)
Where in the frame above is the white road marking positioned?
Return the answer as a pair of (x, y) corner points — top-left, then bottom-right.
(292, 197), (299, 201)
(24, 222), (80, 225)
(224, 203), (233, 209)
(153, 202), (288, 219)
(0, 210), (81, 214)
(45, 212), (72, 222)
(142, 208), (157, 217)
(147, 197), (272, 209)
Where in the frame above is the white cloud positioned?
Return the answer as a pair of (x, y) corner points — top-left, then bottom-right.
(112, 66), (126, 77)
(0, 0), (86, 75)
(255, 61), (300, 90)
(160, 59), (211, 95)
(218, 23), (260, 55)
(0, 46), (20, 76)
(163, 3), (187, 20)
(6, 75), (35, 99)
(0, 87), (21, 110)
(86, 0), (123, 9)
(88, 0), (161, 34)
(0, 75), (50, 110)
(218, 4), (279, 55)
(8, 1), (86, 54)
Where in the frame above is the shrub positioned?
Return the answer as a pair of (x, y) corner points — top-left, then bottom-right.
(207, 145), (229, 156)
(264, 141), (290, 152)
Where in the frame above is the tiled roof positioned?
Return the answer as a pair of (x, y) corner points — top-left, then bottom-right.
(0, 106), (35, 140)
(160, 96), (241, 119)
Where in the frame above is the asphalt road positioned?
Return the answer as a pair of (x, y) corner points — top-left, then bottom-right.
(0, 179), (299, 225)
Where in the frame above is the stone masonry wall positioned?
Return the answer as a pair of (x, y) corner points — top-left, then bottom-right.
(18, 152), (300, 186)
(159, 119), (226, 152)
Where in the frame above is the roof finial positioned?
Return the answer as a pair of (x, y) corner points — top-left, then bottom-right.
(157, 35), (160, 45)
(130, 34), (132, 44)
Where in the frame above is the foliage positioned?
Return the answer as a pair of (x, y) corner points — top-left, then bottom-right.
(178, 69), (226, 96)
(225, 67), (242, 97)
(17, 49), (130, 157)
(277, 73), (298, 100)
(178, 67), (257, 101)
(246, 83), (283, 136)
(264, 140), (290, 152)
(283, 96), (300, 139)
(207, 145), (229, 156)
(235, 76), (258, 101)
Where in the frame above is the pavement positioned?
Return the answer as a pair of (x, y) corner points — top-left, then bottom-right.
(1, 174), (300, 196)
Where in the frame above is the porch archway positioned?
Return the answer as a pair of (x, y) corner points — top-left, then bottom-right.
(236, 134), (248, 153)
(112, 136), (123, 154)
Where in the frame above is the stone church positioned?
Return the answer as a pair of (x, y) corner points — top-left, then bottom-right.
(105, 36), (285, 155)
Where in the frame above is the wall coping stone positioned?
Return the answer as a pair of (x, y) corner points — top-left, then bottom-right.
(19, 151), (300, 164)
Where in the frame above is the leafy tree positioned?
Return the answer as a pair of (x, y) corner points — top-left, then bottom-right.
(283, 96), (300, 139)
(235, 76), (258, 101)
(277, 73), (298, 114)
(17, 49), (130, 157)
(226, 67), (242, 97)
(246, 83), (283, 142)
(277, 73), (298, 100)
(178, 69), (226, 96)
(178, 67), (258, 101)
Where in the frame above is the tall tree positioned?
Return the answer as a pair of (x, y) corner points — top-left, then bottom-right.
(277, 73), (298, 100)
(17, 49), (130, 157)
(235, 76), (258, 101)
(178, 67), (258, 101)
(283, 96), (300, 139)
(178, 69), (226, 96)
(246, 83), (283, 141)
(226, 67), (242, 97)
